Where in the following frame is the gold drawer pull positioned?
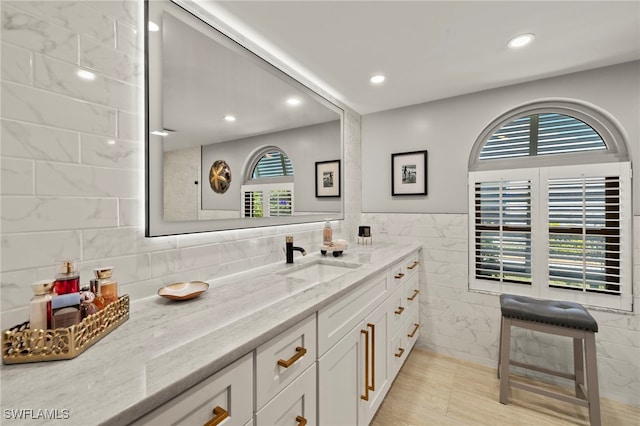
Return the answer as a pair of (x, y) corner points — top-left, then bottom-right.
(407, 289), (420, 301)
(204, 406), (228, 426)
(394, 347), (405, 358)
(394, 306), (405, 315)
(408, 323), (420, 338)
(394, 272), (405, 279)
(367, 323), (375, 392)
(407, 261), (419, 270)
(277, 346), (307, 368)
(296, 415), (307, 426)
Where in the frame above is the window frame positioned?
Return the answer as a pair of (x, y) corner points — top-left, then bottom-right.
(468, 100), (632, 311)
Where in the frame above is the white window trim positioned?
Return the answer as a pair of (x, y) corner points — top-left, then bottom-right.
(469, 162), (632, 312)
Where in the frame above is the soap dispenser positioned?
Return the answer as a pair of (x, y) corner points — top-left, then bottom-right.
(323, 220), (332, 245)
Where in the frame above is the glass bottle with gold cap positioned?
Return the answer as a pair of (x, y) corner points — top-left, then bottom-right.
(94, 267), (118, 306)
(54, 259), (79, 295)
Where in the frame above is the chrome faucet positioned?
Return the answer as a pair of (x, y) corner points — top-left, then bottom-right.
(285, 235), (306, 264)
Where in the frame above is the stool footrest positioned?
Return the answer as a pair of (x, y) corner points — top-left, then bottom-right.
(511, 380), (589, 408)
(509, 360), (576, 381)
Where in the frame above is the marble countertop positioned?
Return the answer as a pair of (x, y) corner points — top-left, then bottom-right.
(0, 241), (420, 425)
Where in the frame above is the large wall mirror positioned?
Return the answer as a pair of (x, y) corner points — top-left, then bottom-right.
(145, 0), (344, 236)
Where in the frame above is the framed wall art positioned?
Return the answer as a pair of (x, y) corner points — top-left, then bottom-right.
(315, 160), (341, 197)
(391, 150), (428, 196)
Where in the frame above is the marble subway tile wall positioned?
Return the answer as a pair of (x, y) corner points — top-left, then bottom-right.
(0, 2), (357, 328)
(362, 212), (640, 406)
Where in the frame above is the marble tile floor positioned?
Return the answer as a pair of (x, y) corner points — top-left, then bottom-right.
(372, 347), (640, 426)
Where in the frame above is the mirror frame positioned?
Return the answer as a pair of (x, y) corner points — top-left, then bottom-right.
(145, 0), (344, 237)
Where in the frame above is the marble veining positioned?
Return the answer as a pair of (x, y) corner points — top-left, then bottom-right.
(0, 242), (420, 425)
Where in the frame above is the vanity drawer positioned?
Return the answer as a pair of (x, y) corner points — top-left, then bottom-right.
(405, 307), (420, 350)
(256, 314), (316, 409)
(256, 363), (317, 426)
(131, 352), (253, 426)
(404, 273), (420, 311)
(390, 327), (408, 377)
(390, 251), (420, 287)
(318, 274), (389, 356)
(388, 285), (408, 336)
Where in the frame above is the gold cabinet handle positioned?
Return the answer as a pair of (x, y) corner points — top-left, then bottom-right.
(407, 289), (420, 301)
(408, 323), (420, 338)
(360, 329), (370, 401)
(204, 406), (228, 426)
(394, 347), (405, 358)
(394, 272), (405, 279)
(277, 346), (307, 368)
(296, 415), (307, 426)
(367, 323), (375, 392)
(394, 306), (405, 315)
(407, 261), (419, 270)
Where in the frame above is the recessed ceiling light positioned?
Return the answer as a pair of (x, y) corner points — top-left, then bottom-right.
(286, 97), (301, 106)
(151, 130), (169, 137)
(77, 69), (96, 80)
(370, 74), (386, 84)
(224, 114), (236, 122)
(107, 139), (116, 145)
(508, 33), (535, 49)
(148, 21), (159, 32)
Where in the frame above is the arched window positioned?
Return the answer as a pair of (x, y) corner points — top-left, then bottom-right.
(468, 100), (632, 311)
(241, 147), (294, 218)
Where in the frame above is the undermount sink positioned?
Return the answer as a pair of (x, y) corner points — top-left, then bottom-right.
(278, 259), (362, 284)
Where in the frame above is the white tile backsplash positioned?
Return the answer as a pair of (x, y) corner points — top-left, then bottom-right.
(1, 4), (78, 63)
(35, 162), (139, 197)
(1, 42), (32, 85)
(0, 119), (80, 162)
(2, 81), (118, 136)
(80, 35), (140, 84)
(1, 158), (34, 194)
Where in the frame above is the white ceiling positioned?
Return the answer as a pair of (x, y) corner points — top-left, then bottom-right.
(204, 0), (640, 115)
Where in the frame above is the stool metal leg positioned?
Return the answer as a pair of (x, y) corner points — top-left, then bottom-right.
(573, 336), (585, 399)
(584, 332), (601, 426)
(497, 314), (503, 379)
(499, 316), (511, 404)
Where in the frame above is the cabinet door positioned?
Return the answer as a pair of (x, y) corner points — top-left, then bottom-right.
(131, 353), (253, 426)
(362, 300), (391, 425)
(318, 323), (365, 426)
(256, 364), (317, 426)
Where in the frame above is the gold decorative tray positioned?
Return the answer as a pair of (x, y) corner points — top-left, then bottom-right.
(2, 295), (129, 364)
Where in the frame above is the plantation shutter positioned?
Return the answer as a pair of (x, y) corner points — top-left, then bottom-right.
(473, 178), (533, 285)
(478, 113), (606, 161)
(269, 189), (292, 216)
(243, 191), (264, 218)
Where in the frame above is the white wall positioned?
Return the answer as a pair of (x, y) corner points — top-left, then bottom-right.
(0, 2), (360, 330)
(363, 61), (640, 214)
(361, 62), (640, 406)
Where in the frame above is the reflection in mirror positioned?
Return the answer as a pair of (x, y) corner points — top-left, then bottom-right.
(146, 0), (343, 236)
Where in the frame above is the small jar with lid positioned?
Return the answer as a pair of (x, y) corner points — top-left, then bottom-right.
(29, 279), (55, 330)
(94, 267), (118, 306)
(54, 259), (79, 295)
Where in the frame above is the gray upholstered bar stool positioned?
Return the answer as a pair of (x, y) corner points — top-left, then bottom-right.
(498, 294), (601, 426)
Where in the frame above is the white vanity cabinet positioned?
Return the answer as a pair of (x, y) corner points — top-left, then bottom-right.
(131, 352), (253, 426)
(318, 249), (421, 425)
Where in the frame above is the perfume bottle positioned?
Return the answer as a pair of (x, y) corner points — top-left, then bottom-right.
(90, 279), (105, 311)
(29, 280), (54, 330)
(323, 220), (333, 245)
(80, 291), (98, 319)
(54, 259), (79, 295)
(94, 267), (118, 306)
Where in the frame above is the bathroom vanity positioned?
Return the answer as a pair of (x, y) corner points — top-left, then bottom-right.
(0, 242), (421, 425)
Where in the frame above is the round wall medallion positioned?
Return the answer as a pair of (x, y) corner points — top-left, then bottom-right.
(209, 160), (232, 194)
